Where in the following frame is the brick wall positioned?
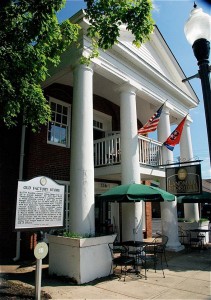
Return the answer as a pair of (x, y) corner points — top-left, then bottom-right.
(25, 126), (70, 181)
(0, 124), (21, 257)
(0, 82), (144, 259)
(143, 180), (153, 238)
(145, 202), (152, 238)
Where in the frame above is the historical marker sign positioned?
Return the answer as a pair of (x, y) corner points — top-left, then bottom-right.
(15, 176), (65, 230)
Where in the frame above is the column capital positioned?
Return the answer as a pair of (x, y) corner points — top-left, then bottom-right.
(116, 83), (137, 95)
(185, 115), (193, 126)
(162, 105), (170, 115)
(72, 62), (94, 75)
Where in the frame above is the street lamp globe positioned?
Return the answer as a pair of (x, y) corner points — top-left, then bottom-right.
(184, 4), (211, 46)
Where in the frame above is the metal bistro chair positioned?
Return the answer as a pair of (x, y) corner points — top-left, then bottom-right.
(108, 242), (135, 281)
(136, 235), (168, 279)
(178, 227), (204, 250)
(187, 230), (205, 249)
(178, 226), (190, 249)
(156, 234), (168, 270)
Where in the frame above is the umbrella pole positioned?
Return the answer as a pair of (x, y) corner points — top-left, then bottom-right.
(133, 229), (136, 243)
(133, 203), (136, 242)
(119, 203), (122, 242)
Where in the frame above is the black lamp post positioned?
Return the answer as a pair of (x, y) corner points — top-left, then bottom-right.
(184, 3), (211, 164)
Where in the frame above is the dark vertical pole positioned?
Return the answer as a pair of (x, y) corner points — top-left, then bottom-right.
(192, 38), (211, 164)
(198, 63), (211, 164)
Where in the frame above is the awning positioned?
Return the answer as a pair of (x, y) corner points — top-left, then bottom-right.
(99, 183), (175, 202)
(177, 191), (211, 203)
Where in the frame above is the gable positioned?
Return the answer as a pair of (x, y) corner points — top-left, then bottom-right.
(118, 25), (197, 101)
(123, 41), (171, 79)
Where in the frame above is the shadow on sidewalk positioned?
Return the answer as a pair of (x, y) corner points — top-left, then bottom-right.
(0, 246), (211, 299)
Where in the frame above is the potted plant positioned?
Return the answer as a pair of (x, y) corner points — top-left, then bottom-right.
(48, 232), (117, 284)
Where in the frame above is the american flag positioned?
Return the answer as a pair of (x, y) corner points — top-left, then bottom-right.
(138, 103), (164, 135)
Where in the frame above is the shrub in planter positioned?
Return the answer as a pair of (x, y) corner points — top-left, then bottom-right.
(48, 233), (117, 284)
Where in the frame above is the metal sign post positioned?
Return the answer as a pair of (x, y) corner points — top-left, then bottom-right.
(35, 259), (42, 300)
(14, 176), (64, 298)
(34, 242), (48, 300)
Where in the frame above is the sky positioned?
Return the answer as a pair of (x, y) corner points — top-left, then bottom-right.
(57, 0), (211, 179)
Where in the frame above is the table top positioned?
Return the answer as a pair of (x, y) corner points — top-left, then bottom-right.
(189, 228), (211, 233)
(121, 240), (160, 247)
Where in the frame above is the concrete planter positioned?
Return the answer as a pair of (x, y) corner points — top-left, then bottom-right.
(48, 234), (116, 284)
(178, 220), (210, 243)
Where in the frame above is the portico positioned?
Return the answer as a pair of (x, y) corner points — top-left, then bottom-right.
(43, 11), (199, 250)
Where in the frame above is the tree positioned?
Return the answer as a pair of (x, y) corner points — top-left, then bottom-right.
(86, 0), (154, 49)
(0, 0), (154, 131)
(0, 0), (79, 130)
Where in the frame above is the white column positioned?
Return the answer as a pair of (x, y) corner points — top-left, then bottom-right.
(119, 84), (143, 241)
(69, 64), (95, 235)
(180, 118), (199, 221)
(158, 106), (183, 251)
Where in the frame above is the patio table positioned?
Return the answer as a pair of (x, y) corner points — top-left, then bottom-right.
(121, 241), (162, 275)
(189, 228), (211, 248)
(122, 240), (161, 248)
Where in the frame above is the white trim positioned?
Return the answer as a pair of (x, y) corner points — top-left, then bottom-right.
(56, 180), (70, 232)
(94, 181), (118, 194)
(47, 97), (71, 148)
(93, 110), (112, 132)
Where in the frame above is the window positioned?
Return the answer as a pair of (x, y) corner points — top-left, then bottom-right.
(93, 110), (112, 140)
(93, 120), (103, 130)
(48, 98), (71, 147)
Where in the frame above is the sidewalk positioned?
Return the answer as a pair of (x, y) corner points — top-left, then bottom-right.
(0, 246), (211, 299)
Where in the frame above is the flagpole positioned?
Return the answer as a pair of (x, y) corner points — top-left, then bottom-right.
(138, 100), (167, 135)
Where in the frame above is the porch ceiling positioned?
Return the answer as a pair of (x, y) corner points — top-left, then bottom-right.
(94, 164), (166, 182)
(54, 71), (178, 125)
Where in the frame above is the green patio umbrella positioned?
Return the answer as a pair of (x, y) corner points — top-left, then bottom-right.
(99, 183), (175, 202)
(177, 191), (211, 203)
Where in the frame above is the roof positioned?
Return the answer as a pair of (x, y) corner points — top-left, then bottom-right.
(202, 179), (211, 193)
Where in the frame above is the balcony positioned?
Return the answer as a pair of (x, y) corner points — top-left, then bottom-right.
(94, 132), (163, 168)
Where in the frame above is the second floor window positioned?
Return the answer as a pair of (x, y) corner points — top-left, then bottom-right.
(47, 98), (71, 147)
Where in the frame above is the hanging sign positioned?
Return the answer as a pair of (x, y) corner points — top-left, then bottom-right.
(166, 164), (202, 196)
(15, 176), (65, 230)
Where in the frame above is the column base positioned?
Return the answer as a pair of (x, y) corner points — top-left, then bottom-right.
(166, 243), (185, 252)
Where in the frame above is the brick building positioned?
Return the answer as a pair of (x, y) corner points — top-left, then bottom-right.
(0, 10), (199, 259)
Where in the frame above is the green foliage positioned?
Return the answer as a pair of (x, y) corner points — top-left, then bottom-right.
(85, 0), (154, 50)
(178, 218), (209, 223)
(63, 232), (84, 238)
(80, 37), (99, 65)
(0, 0), (154, 130)
(0, 0), (79, 131)
(198, 218), (209, 223)
(63, 231), (95, 238)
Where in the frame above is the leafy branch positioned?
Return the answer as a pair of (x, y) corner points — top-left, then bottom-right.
(0, 0), (154, 131)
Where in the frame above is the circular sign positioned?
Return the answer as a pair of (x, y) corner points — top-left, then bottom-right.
(40, 177), (47, 186)
(178, 168), (188, 181)
(34, 242), (48, 259)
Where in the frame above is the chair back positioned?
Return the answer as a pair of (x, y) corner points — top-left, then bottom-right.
(152, 234), (168, 254)
(178, 228), (191, 246)
(161, 235), (168, 246)
(108, 242), (128, 258)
